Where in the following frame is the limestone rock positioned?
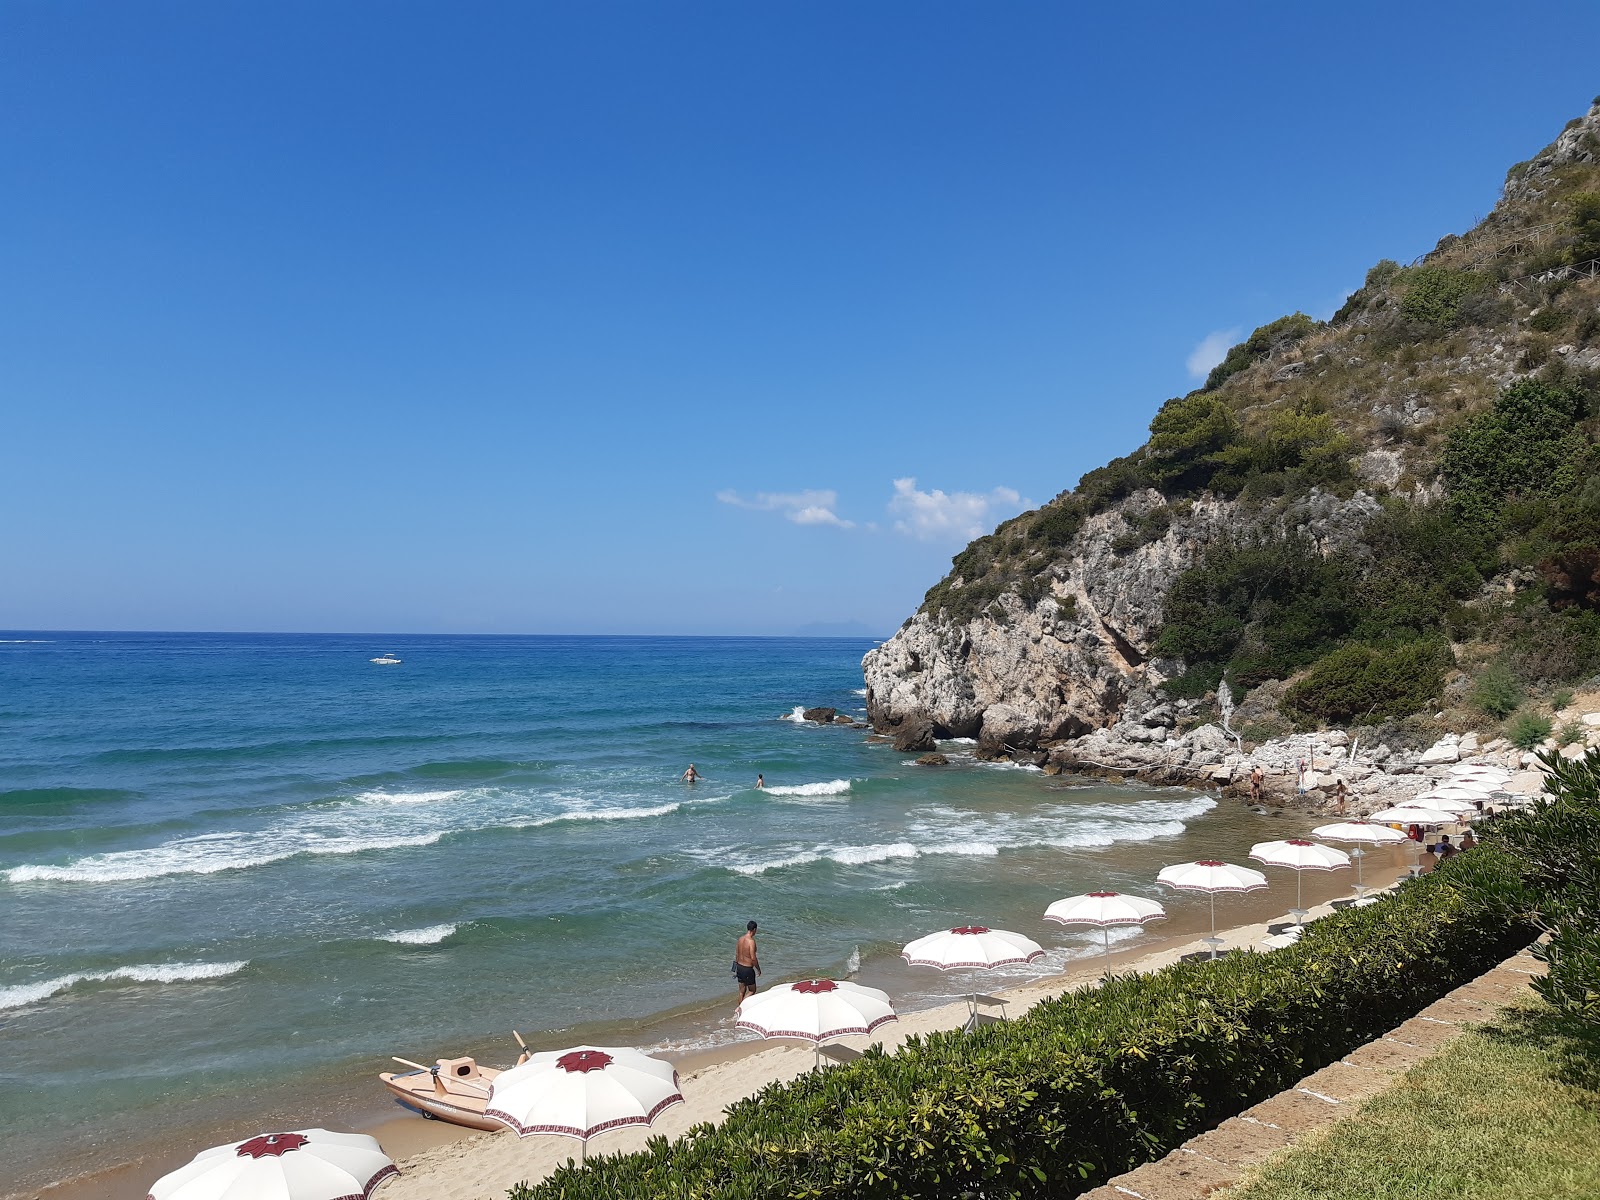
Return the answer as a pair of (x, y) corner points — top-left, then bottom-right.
(915, 753), (949, 766)
(1418, 740), (1460, 765)
(890, 717), (936, 754)
(802, 707), (837, 724)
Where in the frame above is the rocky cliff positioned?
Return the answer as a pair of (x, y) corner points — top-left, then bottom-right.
(864, 100), (1600, 755)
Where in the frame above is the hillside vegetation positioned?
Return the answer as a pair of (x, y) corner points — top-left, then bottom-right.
(914, 99), (1600, 735)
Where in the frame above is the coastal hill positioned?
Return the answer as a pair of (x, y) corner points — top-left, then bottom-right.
(864, 99), (1600, 756)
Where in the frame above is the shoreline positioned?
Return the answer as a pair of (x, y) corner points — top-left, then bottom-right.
(32, 849), (1411, 1200)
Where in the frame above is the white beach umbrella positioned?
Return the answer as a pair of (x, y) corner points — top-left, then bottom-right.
(1155, 860), (1268, 958)
(485, 1046), (683, 1162)
(1043, 891), (1166, 956)
(901, 925), (1044, 1025)
(1450, 763), (1511, 781)
(1248, 839), (1350, 924)
(736, 979), (897, 1066)
(1369, 804), (1470, 826)
(1313, 820), (1408, 895)
(1420, 783), (1496, 802)
(1411, 791), (1484, 813)
(147, 1129), (395, 1200)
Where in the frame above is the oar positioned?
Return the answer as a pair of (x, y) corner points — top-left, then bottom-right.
(392, 1057), (491, 1096)
(512, 1030), (531, 1066)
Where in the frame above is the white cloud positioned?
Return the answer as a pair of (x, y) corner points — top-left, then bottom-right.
(716, 488), (854, 528)
(1186, 328), (1241, 380)
(888, 478), (1024, 542)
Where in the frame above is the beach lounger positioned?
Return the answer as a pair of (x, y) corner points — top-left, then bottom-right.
(962, 993), (1009, 1032)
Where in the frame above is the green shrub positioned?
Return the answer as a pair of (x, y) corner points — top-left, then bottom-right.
(1285, 641), (1451, 725)
(1203, 313), (1319, 391)
(1557, 720), (1586, 746)
(1507, 709), (1555, 750)
(1552, 688), (1576, 712)
(1483, 748), (1600, 1025)
(1442, 379), (1590, 526)
(1473, 662), (1525, 719)
(1155, 533), (1359, 688)
(507, 871), (1529, 1200)
(1397, 265), (1491, 328)
(1144, 394), (1244, 494)
(1568, 191), (1600, 264)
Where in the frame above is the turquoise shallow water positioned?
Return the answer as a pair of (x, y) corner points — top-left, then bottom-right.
(0, 633), (1285, 1192)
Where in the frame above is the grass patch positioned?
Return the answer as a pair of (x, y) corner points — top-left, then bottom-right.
(1219, 1002), (1600, 1199)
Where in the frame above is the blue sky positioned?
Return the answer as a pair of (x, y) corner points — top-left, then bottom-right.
(4, 2), (1599, 636)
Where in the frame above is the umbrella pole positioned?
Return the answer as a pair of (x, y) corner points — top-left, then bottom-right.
(1209, 892), (1218, 960)
(1293, 869), (1306, 926)
(1351, 846), (1366, 897)
(1103, 926), (1111, 957)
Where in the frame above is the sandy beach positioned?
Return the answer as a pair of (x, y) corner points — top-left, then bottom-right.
(23, 840), (1430, 1200)
(365, 858), (1413, 1200)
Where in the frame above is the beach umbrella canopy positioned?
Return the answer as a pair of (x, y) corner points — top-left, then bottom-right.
(1314, 820), (1408, 894)
(1369, 804), (1470, 826)
(1312, 821), (1410, 845)
(901, 926), (1044, 1026)
(485, 1046), (682, 1156)
(1249, 839), (1350, 922)
(1411, 791), (1484, 813)
(737, 980), (897, 1065)
(1420, 783), (1496, 802)
(147, 1129), (395, 1200)
(1450, 763), (1511, 780)
(900, 926), (1044, 970)
(1044, 891), (1166, 955)
(1156, 861), (1267, 958)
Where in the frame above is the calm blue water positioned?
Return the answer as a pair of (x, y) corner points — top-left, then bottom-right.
(0, 633), (1274, 1193)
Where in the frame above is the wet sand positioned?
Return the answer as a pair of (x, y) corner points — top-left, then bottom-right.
(35, 848), (1414, 1200)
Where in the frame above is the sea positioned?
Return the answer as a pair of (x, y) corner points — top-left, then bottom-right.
(0, 632), (1304, 1194)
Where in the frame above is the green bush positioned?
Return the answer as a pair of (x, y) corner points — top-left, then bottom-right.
(1483, 748), (1600, 1025)
(1203, 313), (1319, 391)
(1144, 394), (1244, 494)
(1568, 191), (1600, 264)
(1552, 688), (1576, 712)
(1442, 379), (1590, 526)
(1507, 709), (1555, 750)
(1473, 662), (1525, 719)
(507, 871), (1528, 1200)
(1155, 533), (1359, 688)
(1397, 266), (1491, 328)
(1285, 641), (1451, 725)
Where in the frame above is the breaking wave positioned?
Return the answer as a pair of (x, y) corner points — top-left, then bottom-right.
(380, 923), (459, 945)
(4, 830), (446, 884)
(763, 779), (851, 797)
(354, 789), (468, 806)
(0, 960), (248, 1011)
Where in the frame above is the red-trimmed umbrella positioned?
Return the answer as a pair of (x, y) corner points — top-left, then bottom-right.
(147, 1129), (396, 1200)
(901, 926), (1043, 1027)
(1313, 820), (1407, 896)
(485, 1046), (682, 1163)
(1043, 891), (1166, 956)
(1248, 839), (1350, 924)
(1155, 860), (1267, 959)
(736, 979), (897, 1067)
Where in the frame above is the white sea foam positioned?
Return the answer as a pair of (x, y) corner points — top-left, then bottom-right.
(783, 705), (809, 723)
(380, 923), (459, 945)
(845, 945), (861, 975)
(852, 688), (868, 697)
(5, 830), (446, 884)
(355, 789), (467, 806)
(0, 960), (248, 1011)
(942, 737), (978, 746)
(828, 842), (918, 865)
(763, 779), (851, 797)
(0, 639), (54, 643)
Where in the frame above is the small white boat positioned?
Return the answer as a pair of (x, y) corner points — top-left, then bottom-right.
(370, 653), (403, 665)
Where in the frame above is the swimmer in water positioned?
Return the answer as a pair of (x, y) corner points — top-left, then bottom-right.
(755, 773), (764, 789)
(681, 764), (702, 783)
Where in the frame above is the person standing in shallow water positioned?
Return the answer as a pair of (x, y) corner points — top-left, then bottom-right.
(734, 920), (761, 1005)
(680, 763), (701, 783)
(755, 774), (764, 789)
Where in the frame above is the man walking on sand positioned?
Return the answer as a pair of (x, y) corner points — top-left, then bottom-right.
(734, 920), (761, 1005)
